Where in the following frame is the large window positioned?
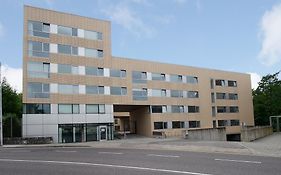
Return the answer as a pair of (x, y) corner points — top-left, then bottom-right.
(152, 73), (165, 81)
(84, 48), (103, 58)
(154, 122), (167, 130)
(170, 90), (183, 98)
(172, 121), (185, 129)
(170, 74), (182, 83)
(189, 121), (200, 128)
(86, 104), (105, 114)
(58, 44), (78, 55)
(27, 62), (50, 78)
(187, 91), (199, 98)
(217, 106), (227, 113)
(186, 76), (198, 84)
(132, 88), (147, 100)
(228, 93), (238, 100)
(58, 84), (79, 94)
(84, 30), (102, 40)
(171, 105), (184, 113)
(188, 106), (200, 113)
(58, 104), (79, 114)
(110, 87), (127, 95)
(151, 106), (163, 113)
(28, 82), (49, 98)
(228, 80), (237, 87)
(215, 79), (225, 86)
(57, 25), (77, 37)
(58, 64), (78, 74)
(28, 21), (50, 38)
(85, 67), (104, 76)
(231, 120), (240, 126)
(218, 120), (228, 127)
(23, 103), (50, 114)
(229, 106), (239, 113)
(86, 86), (104, 94)
(110, 69), (126, 78)
(151, 89), (166, 97)
(216, 93), (226, 99)
(132, 71), (147, 83)
(28, 41), (49, 58)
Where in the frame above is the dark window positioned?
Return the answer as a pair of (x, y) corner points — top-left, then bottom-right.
(229, 106), (239, 113)
(218, 120), (228, 127)
(171, 90), (183, 98)
(216, 93), (226, 99)
(23, 104), (50, 114)
(154, 122), (167, 130)
(188, 106), (200, 113)
(187, 91), (199, 98)
(211, 93), (215, 103)
(151, 106), (163, 113)
(171, 105), (184, 113)
(186, 76), (198, 84)
(189, 121), (200, 128)
(217, 106), (227, 113)
(215, 79), (225, 86)
(228, 80), (237, 87)
(231, 120), (240, 126)
(228, 93), (238, 100)
(172, 121), (185, 128)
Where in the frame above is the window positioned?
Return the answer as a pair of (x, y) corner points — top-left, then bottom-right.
(217, 106), (227, 113)
(28, 21), (50, 38)
(216, 93), (226, 99)
(211, 93), (215, 103)
(86, 86), (104, 94)
(231, 120), (240, 126)
(171, 105), (184, 113)
(58, 44), (78, 55)
(215, 79), (225, 86)
(84, 30), (102, 40)
(28, 41), (49, 58)
(172, 121), (185, 129)
(58, 25), (78, 36)
(28, 82), (49, 98)
(58, 84), (79, 94)
(186, 76), (198, 84)
(110, 69), (126, 78)
(86, 104), (105, 114)
(213, 120), (216, 128)
(229, 106), (239, 113)
(97, 68), (104, 76)
(187, 91), (199, 98)
(154, 122), (167, 130)
(152, 73), (165, 81)
(58, 104), (79, 114)
(170, 90), (183, 98)
(132, 71), (147, 83)
(151, 89), (161, 97)
(228, 93), (238, 100)
(212, 106), (216, 117)
(58, 64), (71, 74)
(228, 80), (237, 87)
(188, 106), (200, 113)
(27, 62), (50, 78)
(210, 79), (214, 89)
(85, 67), (104, 76)
(151, 106), (163, 113)
(132, 88), (147, 100)
(218, 120), (228, 127)
(23, 103), (50, 114)
(161, 89), (167, 97)
(170, 74), (183, 83)
(110, 87), (127, 95)
(85, 48), (103, 58)
(189, 121), (200, 128)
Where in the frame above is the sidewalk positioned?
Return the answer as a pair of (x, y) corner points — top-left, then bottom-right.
(3, 133), (281, 157)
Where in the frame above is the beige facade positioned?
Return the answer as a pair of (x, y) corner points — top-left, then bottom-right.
(22, 6), (254, 143)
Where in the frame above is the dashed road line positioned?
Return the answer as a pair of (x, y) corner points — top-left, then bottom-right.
(98, 152), (124, 155)
(215, 158), (261, 164)
(147, 154), (180, 158)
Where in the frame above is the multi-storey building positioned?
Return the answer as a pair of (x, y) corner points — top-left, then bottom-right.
(22, 6), (254, 143)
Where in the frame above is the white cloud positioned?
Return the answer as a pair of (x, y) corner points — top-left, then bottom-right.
(102, 3), (155, 38)
(1, 64), (22, 93)
(258, 3), (281, 66)
(248, 72), (261, 90)
(0, 22), (4, 37)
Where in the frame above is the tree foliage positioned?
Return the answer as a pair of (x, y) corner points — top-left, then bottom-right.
(1, 78), (22, 137)
(253, 72), (281, 126)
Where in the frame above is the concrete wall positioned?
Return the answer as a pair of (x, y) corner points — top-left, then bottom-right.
(187, 128), (226, 141)
(241, 126), (273, 142)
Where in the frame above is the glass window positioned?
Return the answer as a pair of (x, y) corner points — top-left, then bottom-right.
(72, 47), (78, 55)
(154, 122), (167, 130)
(28, 82), (49, 98)
(186, 76), (198, 84)
(189, 121), (200, 128)
(110, 69), (126, 78)
(217, 106), (227, 113)
(152, 73), (165, 81)
(58, 64), (72, 74)
(97, 32), (103, 40)
(28, 41), (49, 58)
(72, 66), (79, 74)
(85, 48), (97, 58)
(228, 93), (238, 100)
(188, 106), (200, 113)
(216, 93), (226, 99)
(229, 106), (239, 113)
(72, 28), (78, 36)
(215, 79), (225, 86)
(58, 25), (75, 36)
(212, 106), (216, 117)
(97, 68), (104, 76)
(84, 30), (98, 40)
(58, 84), (79, 94)
(85, 67), (97, 76)
(132, 88), (148, 100)
(187, 91), (199, 98)
(151, 89), (162, 97)
(211, 93), (215, 103)
(170, 90), (183, 98)
(170, 74), (182, 83)
(110, 87), (127, 95)
(151, 106), (163, 113)
(58, 44), (72, 54)
(86, 104), (105, 114)
(86, 86), (104, 94)
(58, 104), (79, 114)
(27, 62), (50, 78)
(28, 21), (50, 38)
(172, 121), (185, 129)
(231, 120), (240, 126)
(218, 120), (228, 127)
(121, 70), (126, 77)
(97, 50), (103, 58)
(161, 89), (166, 97)
(23, 103), (50, 114)
(171, 105), (184, 113)
(228, 80), (237, 87)
(210, 79), (214, 89)
(132, 71), (147, 83)
(99, 104), (105, 114)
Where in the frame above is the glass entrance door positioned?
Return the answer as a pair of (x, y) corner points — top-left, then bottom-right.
(99, 126), (107, 141)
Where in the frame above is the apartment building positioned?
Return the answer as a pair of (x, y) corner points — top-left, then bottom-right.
(22, 6), (254, 143)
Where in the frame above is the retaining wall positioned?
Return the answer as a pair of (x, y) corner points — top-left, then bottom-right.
(241, 126), (273, 142)
(186, 128), (227, 141)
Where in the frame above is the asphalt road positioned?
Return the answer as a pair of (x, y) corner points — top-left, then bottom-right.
(0, 147), (280, 175)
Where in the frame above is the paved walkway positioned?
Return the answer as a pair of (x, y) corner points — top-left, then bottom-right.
(3, 133), (281, 157)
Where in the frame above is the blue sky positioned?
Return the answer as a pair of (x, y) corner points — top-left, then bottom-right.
(1, 0), (281, 91)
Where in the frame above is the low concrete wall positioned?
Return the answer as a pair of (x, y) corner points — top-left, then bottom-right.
(241, 126), (273, 142)
(186, 128), (226, 141)
(4, 137), (53, 145)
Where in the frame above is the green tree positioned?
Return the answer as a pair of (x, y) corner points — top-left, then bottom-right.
(253, 72), (281, 125)
(1, 78), (22, 137)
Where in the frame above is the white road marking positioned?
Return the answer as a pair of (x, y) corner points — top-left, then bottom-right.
(147, 154), (180, 158)
(0, 158), (213, 175)
(98, 152), (123, 155)
(55, 150), (77, 153)
(215, 158), (261, 164)
(8, 150), (31, 153)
